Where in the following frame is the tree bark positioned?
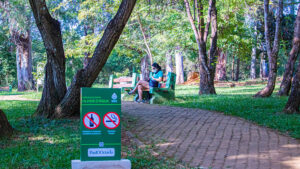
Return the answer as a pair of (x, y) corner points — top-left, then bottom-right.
(284, 57), (300, 114)
(231, 55), (235, 80)
(250, 20), (258, 79)
(137, 14), (153, 65)
(13, 29), (34, 91)
(0, 109), (13, 138)
(175, 47), (184, 84)
(235, 58), (240, 81)
(29, 0), (67, 118)
(254, 0), (283, 97)
(250, 46), (257, 79)
(184, 0), (217, 95)
(278, 5), (300, 96)
(141, 55), (150, 81)
(166, 50), (173, 73)
(53, 0), (137, 118)
(215, 50), (227, 81)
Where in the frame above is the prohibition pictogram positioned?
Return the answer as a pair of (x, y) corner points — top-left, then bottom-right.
(83, 112), (100, 129)
(103, 112), (120, 129)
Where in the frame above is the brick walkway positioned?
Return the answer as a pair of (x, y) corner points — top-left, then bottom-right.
(122, 102), (300, 169)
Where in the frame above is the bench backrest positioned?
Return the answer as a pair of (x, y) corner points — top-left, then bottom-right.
(109, 73), (139, 88)
(149, 72), (176, 90)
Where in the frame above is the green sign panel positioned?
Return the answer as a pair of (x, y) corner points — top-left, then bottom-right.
(80, 88), (121, 161)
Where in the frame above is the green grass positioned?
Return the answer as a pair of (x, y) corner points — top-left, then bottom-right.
(0, 96), (179, 168)
(163, 84), (300, 139)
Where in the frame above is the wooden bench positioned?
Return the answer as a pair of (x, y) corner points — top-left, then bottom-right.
(109, 73), (140, 99)
(134, 72), (176, 104)
(0, 85), (12, 92)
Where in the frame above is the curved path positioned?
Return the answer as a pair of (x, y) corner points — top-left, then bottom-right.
(122, 102), (300, 169)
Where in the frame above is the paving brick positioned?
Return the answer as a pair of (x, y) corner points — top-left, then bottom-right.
(122, 102), (300, 169)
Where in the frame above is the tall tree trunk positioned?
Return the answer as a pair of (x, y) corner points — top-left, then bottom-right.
(12, 30), (34, 91)
(137, 14), (153, 65)
(260, 51), (268, 79)
(166, 50), (173, 73)
(29, 0), (67, 117)
(0, 109), (13, 138)
(215, 50), (227, 81)
(235, 58), (240, 81)
(284, 57), (300, 114)
(278, 6), (300, 96)
(184, 0), (217, 95)
(282, 5), (300, 113)
(53, 0), (137, 118)
(254, 0), (283, 98)
(141, 55), (150, 81)
(250, 46), (257, 79)
(231, 55), (235, 80)
(175, 47), (184, 84)
(250, 21), (258, 79)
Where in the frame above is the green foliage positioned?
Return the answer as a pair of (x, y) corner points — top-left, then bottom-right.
(0, 26), (16, 86)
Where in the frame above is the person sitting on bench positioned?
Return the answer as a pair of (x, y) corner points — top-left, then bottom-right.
(128, 62), (163, 103)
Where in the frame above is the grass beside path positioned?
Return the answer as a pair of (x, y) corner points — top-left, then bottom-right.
(163, 84), (300, 139)
(0, 95), (179, 168)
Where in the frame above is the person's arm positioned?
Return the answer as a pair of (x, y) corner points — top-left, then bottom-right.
(152, 76), (163, 82)
(152, 71), (163, 82)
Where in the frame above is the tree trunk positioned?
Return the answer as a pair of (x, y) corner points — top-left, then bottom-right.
(166, 50), (173, 73)
(53, 0), (137, 118)
(235, 58), (240, 81)
(175, 47), (184, 84)
(254, 0), (283, 98)
(250, 23), (258, 79)
(0, 109), (13, 138)
(137, 14), (153, 65)
(284, 57), (300, 114)
(141, 55), (150, 81)
(260, 52), (268, 79)
(184, 0), (217, 95)
(250, 46), (257, 79)
(215, 50), (227, 81)
(278, 5), (300, 96)
(231, 55), (235, 80)
(12, 29), (34, 91)
(29, 0), (67, 118)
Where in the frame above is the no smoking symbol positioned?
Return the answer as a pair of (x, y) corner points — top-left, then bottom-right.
(103, 112), (120, 129)
(83, 112), (100, 129)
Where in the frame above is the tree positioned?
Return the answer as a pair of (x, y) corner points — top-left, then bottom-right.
(0, 109), (13, 138)
(254, 0), (283, 97)
(284, 5), (300, 114)
(250, 22), (258, 79)
(215, 49), (227, 81)
(0, 1), (34, 91)
(175, 46), (184, 84)
(184, 0), (218, 94)
(278, 5), (300, 96)
(29, 0), (137, 118)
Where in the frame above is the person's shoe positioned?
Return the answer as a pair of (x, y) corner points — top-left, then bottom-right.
(135, 99), (145, 103)
(127, 90), (134, 95)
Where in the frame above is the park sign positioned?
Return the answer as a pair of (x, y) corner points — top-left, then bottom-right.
(80, 88), (121, 161)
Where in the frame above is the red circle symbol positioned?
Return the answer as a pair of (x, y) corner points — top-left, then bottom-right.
(83, 112), (100, 129)
(103, 112), (120, 129)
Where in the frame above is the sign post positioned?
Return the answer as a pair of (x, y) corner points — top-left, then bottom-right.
(72, 88), (131, 169)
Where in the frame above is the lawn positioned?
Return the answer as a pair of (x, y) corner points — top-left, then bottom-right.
(0, 96), (179, 168)
(1, 84), (299, 168)
(163, 84), (300, 139)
